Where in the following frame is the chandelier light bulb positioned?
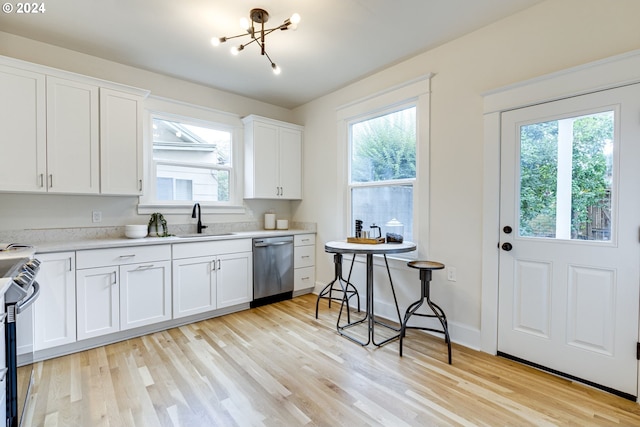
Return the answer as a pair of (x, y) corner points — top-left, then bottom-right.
(272, 63), (281, 75)
(210, 37), (221, 47)
(230, 46), (239, 55)
(290, 13), (301, 25)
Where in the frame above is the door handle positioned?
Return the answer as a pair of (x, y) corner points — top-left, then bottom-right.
(501, 242), (513, 251)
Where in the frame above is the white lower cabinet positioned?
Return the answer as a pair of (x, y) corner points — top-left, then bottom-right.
(172, 239), (252, 318)
(172, 256), (216, 318)
(294, 234), (316, 292)
(76, 265), (120, 340)
(76, 245), (171, 340)
(120, 261), (171, 330)
(217, 251), (252, 309)
(33, 252), (76, 350)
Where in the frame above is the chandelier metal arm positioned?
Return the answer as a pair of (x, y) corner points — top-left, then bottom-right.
(213, 8), (299, 73)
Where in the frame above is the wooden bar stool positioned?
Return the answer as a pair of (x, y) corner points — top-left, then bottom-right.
(399, 261), (451, 363)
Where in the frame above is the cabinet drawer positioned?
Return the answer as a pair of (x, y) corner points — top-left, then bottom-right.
(294, 266), (315, 291)
(294, 245), (315, 268)
(172, 238), (252, 259)
(76, 244), (171, 269)
(294, 234), (315, 246)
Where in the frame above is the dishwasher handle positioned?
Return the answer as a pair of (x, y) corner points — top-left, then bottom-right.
(254, 241), (292, 248)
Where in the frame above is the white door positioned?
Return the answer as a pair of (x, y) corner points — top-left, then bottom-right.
(498, 84), (640, 398)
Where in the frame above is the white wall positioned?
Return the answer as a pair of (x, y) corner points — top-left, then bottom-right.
(0, 32), (295, 231)
(293, 0), (640, 349)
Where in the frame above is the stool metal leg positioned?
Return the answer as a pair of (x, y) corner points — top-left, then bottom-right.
(399, 269), (451, 363)
(316, 254), (360, 322)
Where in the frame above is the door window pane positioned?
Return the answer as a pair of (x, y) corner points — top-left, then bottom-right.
(519, 111), (614, 241)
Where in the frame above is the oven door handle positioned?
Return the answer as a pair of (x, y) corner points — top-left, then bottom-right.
(16, 280), (40, 314)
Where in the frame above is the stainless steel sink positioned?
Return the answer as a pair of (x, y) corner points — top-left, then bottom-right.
(176, 233), (234, 238)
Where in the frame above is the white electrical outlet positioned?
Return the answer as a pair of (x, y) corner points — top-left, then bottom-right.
(92, 211), (102, 223)
(447, 267), (457, 282)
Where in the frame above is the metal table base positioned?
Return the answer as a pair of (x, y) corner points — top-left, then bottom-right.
(336, 253), (403, 347)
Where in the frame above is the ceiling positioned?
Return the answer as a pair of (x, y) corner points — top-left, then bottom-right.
(0, 0), (543, 109)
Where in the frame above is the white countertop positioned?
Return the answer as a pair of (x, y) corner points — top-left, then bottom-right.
(35, 229), (313, 253)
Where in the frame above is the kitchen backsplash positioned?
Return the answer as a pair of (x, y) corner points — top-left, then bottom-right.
(0, 221), (316, 244)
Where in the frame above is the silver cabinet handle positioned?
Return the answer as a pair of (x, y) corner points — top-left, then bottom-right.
(39, 173), (44, 188)
(119, 254), (136, 259)
(49, 174), (53, 188)
(217, 259), (221, 270)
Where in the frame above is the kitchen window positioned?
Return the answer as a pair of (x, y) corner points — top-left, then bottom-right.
(152, 116), (232, 202)
(139, 98), (244, 214)
(338, 74), (431, 246)
(349, 105), (416, 241)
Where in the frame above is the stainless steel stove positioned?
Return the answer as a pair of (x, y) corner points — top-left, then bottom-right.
(0, 244), (40, 427)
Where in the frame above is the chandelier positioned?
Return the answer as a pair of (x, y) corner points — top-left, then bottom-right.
(211, 8), (301, 75)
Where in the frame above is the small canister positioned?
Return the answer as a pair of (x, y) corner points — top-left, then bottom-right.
(385, 218), (404, 243)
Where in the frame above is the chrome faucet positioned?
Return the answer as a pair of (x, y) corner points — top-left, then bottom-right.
(191, 203), (208, 234)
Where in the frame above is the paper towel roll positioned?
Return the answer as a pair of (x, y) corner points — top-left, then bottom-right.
(264, 213), (276, 230)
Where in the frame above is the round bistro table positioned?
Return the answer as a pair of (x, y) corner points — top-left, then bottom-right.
(324, 240), (417, 347)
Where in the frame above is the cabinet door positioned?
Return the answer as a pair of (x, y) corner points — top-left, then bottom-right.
(217, 252), (252, 309)
(100, 88), (143, 195)
(172, 256), (216, 318)
(252, 121), (280, 198)
(76, 266), (119, 340)
(0, 65), (46, 192)
(279, 127), (302, 199)
(120, 261), (171, 330)
(46, 77), (99, 194)
(34, 252), (76, 350)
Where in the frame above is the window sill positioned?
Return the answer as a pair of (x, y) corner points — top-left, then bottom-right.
(137, 203), (246, 215)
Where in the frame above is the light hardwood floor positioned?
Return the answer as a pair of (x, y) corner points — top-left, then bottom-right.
(21, 294), (640, 426)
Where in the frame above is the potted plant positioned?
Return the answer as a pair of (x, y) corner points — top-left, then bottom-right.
(148, 212), (171, 237)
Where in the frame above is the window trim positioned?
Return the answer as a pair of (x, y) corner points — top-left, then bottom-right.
(336, 75), (431, 255)
(138, 96), (245, 215)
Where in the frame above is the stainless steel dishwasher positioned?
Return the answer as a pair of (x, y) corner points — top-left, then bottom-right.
(251, 235), (294, 307)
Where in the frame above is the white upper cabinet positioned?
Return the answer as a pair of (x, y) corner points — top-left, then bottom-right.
(100, 88), (144, 195)
(243, 115), (303, 199)
(46, 76), (100, 193)
(0, 56), (148, 195)
(0, 64), (46, 192)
